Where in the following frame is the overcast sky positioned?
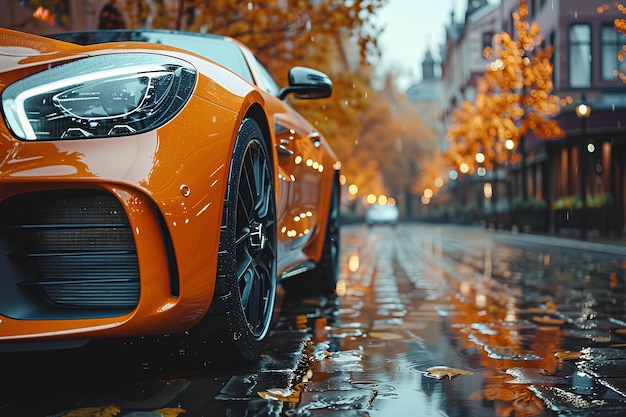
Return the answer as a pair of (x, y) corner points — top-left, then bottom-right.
(373, 0), (467, 90)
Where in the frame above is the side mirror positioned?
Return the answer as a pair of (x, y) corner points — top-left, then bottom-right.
(278, 66), (332, 100)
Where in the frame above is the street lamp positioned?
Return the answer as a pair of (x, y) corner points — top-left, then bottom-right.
(575, 94), (591, 240)
(475, 152), (487, 222)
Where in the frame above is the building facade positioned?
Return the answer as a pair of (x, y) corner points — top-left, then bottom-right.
(440, 0), (626, 238)
(434, 0), (504, 225)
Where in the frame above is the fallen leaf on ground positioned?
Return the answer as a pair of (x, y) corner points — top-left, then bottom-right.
(61, 405), (121, 417)
(426, 366), (474, 379)
(258, 388), (300, 403)
(545, 301), (557, 313)
(555, 350), (581, 360)
(368, 332), (403, 340)
(153, 408), (187, 417)
(532, 315), (565, 325)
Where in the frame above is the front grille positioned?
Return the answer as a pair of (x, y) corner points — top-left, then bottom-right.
(0, 190), (139, 315)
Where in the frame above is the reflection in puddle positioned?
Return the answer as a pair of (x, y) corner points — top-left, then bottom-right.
(484, 345), (543, 361)
(530, 385), (626, 414)
(505, 367), (570, 385)
(348, 253), (360, 272)
(297, 390), (376, 413)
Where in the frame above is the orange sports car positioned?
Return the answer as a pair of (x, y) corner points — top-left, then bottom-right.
(0, 28), (340, 361)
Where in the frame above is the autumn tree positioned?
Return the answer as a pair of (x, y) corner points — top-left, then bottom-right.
(446, 0), (563, 201)
(445, 80), (522, 174)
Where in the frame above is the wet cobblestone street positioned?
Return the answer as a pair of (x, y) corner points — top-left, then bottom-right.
(280, 223), (626, 416)
(3, 223), (626, 416)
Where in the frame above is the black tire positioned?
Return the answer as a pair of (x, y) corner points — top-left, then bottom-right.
(191, 118), (277, 363)
(284, 178), (340, 296)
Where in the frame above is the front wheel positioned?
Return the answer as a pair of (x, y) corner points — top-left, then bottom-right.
(192, 118), (277, 363)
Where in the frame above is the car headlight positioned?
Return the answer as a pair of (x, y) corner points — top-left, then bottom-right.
(2, 53), (197, 140)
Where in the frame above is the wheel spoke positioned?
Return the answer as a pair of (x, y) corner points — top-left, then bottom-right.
(236, 251), (254, 286)
(239, 269), (254, 312)
(239, 153), (255, 216)
(238, 178), (253, 221)
(257, 185), (272, 220)
(254, 157), (270, 217)
(235, 227), (250, 247)
(239, 263), (272, 334)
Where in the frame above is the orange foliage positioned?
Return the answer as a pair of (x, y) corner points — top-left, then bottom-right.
(470, 379), (546, 417)
(445, 0), (563, 177)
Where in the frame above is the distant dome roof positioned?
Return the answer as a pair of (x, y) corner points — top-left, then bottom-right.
(406, 79), (442, 103)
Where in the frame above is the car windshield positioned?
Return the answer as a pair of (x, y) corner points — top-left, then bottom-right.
(50, 30), (255, 84)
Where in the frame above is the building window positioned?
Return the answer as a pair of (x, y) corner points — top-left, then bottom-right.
(601, 24), (626, 80)
(482, 31), (494, 53)
(569, 24), (591, 88)
(529, 0), (536, 18)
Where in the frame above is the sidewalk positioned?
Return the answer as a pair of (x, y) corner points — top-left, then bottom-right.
(491, 227), (626, 255)
(428, 220), (626, 254)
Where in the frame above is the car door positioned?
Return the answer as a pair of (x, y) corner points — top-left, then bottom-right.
(273, 108), (325, 252)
